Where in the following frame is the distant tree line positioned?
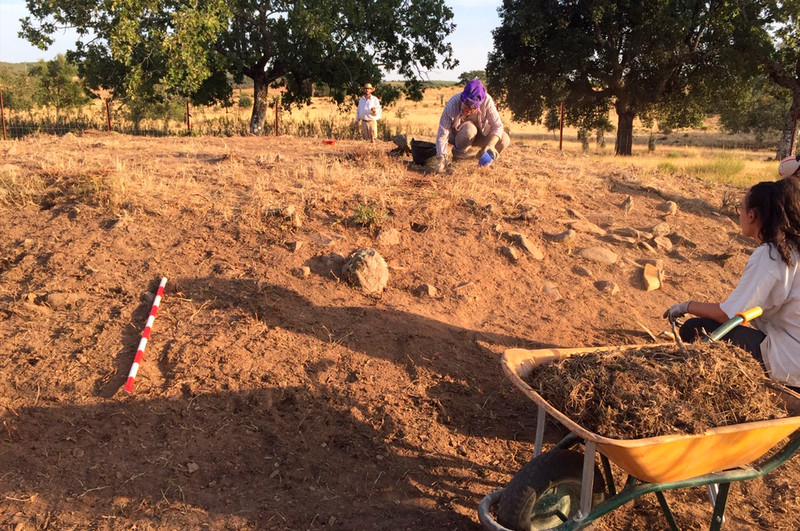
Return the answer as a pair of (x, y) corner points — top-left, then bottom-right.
(1, 54), (89, 119)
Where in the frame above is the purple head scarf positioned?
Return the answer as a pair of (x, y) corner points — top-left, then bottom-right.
(460, 80), (486, 108)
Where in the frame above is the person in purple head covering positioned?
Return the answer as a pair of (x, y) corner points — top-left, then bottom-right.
(435, 79), (511, 172)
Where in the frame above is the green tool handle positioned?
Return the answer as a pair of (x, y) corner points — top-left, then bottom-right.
(706, 307), (763, 343)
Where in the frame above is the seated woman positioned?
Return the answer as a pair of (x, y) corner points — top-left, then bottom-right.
(664, 178), (800, 387)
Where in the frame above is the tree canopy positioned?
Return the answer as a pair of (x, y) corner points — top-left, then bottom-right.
(29, 54), (91, 118)
(487, 0), (754, 155)
(20, 0), (457, 134)
(1, 55), (88, 118)
(732, 0), (799, 157)
(716, 74), (792, 144)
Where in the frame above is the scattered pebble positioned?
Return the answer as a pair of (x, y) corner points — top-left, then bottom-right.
(579, 246), (618, 264)
(651, 222), (671, 237)
(376, 227), (401, 246)
(652, 236), (674, 252)
(573, 266), (594, 278)
(594, 280), (620, 296)
(501, 246), (519, 263)
(502, 232), (544, 260)
(543, 281), (562, 300)
(668, 231), (697, 249)
(612, 227), (646, 239)
(568, 219), (607, 236)
(545, 228), (576, 243)
(643, 263), (662, 291)
(638, 241), (656, 254)
(290, 212), (303, 228)
(414, 284), (438, 297)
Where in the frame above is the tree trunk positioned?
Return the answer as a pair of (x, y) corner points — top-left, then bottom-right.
(776, 92), (799, 160)
(250, 73), (270, 135)
(615, 109), (635, 156)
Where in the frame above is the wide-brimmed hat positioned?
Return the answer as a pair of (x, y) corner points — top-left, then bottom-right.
(362, 83), (375, 90)
(779, 155), (800, 178)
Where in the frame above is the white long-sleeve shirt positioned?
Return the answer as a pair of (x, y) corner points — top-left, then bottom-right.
(720, 244), (800, 386)
(355, 95), (382, 122)
(436, 93), (504, 158)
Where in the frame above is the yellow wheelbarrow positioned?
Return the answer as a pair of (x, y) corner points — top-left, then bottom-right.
(478, 310), (800, 531)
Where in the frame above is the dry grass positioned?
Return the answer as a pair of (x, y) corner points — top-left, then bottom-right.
(525, 342), (786, 439)
(0, 105), (777, 232)
(8, 82), (780, 189)
(290, 86), (778, 187)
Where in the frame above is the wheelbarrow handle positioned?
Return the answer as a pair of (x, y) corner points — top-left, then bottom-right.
(706, 306), (762, 343)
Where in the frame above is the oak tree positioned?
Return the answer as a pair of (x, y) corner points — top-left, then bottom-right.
(487, 0), (748, 155)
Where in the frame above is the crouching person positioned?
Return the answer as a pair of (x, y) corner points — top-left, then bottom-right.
(435, 80), (511, 172)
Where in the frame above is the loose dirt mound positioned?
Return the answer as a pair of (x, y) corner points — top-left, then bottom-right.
(526, 342), (786, 438)
(1, 134), (799, 530)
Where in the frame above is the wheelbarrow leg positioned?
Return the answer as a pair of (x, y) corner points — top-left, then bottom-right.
(709, 483), (731, 531)
(579, 441), (597, 521)
(534, 405), (546, 457)
(654, 491), (681, 531)
(706, 484), (725, 527)
(600, 454), (616, 497)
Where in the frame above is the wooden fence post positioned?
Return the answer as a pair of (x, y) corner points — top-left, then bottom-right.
(186, 101), (191, 133)
(105, 99), (112, 132)
(559, 102), (564, 151)
(0, 91), (7, 140)
(275, 98), (279, 137)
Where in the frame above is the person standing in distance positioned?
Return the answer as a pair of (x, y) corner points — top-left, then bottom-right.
(435, 79), (510, 172)
(354, 83), (382, 143)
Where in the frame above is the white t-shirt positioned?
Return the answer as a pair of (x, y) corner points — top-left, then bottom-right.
(355, 95), (382, 122)
(720, 244), (800, 386)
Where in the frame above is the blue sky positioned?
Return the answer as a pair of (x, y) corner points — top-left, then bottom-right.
(0, 0), (501, 81)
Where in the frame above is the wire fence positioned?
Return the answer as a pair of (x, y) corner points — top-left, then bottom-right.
(0, 97), (434, 142)
(3, 95), (787, 152)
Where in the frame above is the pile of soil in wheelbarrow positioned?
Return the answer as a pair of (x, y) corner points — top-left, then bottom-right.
(525, 342), (788, 439)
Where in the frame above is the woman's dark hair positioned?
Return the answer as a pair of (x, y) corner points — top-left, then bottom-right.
(746, 178), (800, 265)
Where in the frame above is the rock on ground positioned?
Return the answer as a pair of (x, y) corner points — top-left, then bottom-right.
(341, 248), (389, 294)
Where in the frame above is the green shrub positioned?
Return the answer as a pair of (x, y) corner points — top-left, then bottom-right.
(657, 162), (678, 174)
(353, 203), (387, 228)
(688, 156), (746, 183)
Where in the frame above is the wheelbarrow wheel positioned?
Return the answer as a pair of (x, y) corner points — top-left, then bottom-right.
(496, 449), (606, 531)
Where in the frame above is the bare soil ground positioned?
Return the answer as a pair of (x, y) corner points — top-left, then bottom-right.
(1, 132), (799, 531)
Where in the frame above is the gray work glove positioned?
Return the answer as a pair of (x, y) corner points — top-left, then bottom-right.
(663, 301), (691, 321)
(436, 156), (447, 173)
